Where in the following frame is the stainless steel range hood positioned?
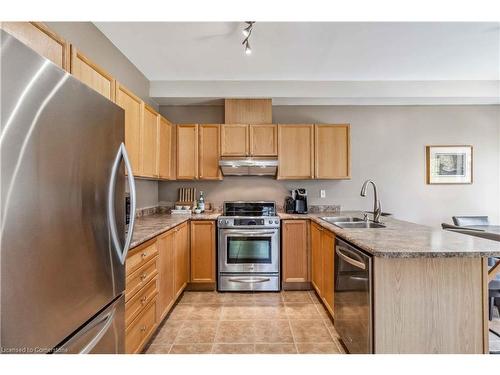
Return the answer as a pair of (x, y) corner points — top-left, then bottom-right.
(219, 158), (278, 176)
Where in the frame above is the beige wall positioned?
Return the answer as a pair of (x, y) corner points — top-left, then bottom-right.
(159, 105), (500, 227)
(45, 22), (160, 209)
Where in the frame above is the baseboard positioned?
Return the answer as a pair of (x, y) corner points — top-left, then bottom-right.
(186, 282), (216, 291)
(281, 281), (312, 291)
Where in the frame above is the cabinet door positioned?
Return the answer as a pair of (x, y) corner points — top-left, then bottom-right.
(220, 124), (248, 156)
(115, 83), (143, 176)
(199, 124), (222, 180)
(142, 105), (159, 178)
(278, 125), (314, 179)
(1, 22), (69, 70)
(250, 124), (278, 156)
(176, 124), (198, 179)
(315, 124), (350, 179)
(70, 46), (115, 101)
(190, 221), (216, 283)
(311, 222), (323, 296)
(322, 230), (335, 316)
(157, 229), (175, 322)
(282, 220), (309, 284)
(158, 116), (175, 180)
(173, 223), (189, 298)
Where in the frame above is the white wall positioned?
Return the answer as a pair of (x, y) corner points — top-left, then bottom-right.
(159, 105), (500, 227)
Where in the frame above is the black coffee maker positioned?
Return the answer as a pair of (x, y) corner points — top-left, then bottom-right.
(285, 188), (308, 214)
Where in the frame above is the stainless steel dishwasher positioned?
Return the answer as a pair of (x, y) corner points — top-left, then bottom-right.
(334, 238), (373, 354)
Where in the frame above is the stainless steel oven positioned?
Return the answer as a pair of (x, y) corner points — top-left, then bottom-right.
(217, 202), (280, 292)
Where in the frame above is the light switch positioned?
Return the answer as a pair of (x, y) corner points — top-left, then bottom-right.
(320, 190), (326, 198)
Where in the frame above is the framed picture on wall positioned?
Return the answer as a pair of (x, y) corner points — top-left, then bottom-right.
(426, 145), (473, 184)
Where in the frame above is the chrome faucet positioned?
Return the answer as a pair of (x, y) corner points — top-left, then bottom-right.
(360, 179), (382, 223)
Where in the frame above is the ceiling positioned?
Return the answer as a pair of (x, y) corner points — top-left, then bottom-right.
(95, 22), (500, 105)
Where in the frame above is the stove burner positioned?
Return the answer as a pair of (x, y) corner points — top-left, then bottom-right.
(223, 201), (276, 217)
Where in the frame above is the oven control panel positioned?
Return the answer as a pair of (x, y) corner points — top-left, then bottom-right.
(218, 216), (280, 228)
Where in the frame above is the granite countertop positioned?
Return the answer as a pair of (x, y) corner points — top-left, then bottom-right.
(130, 211), (220, 249)
(130, 210), (500, 258)
(280, 211), (500, 258)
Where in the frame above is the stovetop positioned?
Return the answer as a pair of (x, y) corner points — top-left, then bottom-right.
(223, 201), (276, 217)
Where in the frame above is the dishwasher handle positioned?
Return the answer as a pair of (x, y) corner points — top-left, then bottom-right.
(336, 247), (366, 270)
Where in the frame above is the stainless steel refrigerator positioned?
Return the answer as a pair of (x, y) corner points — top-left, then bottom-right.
(0, 30), (136, 354)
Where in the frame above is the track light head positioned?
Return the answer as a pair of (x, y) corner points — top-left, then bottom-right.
(242, 25), (252, 37)
(242, 22), (255, 56)
(245, 41), (252, 55)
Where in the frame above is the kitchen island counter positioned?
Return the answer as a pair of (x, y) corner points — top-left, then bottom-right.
(279, 211), (500, 258)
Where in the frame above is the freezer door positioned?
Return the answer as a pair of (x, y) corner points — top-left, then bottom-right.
(56, 295), (125, 354)
(1, 31), (126, 353)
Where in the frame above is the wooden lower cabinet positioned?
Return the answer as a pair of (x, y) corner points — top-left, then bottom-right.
(190, 220), (216, 284)
(322, 230), (335, 315)
(125, 240), (159, 354)
(157, 229), (175, 322)
(125, 298), (157, 354)
(311, 221), (324, 295)
(174, 222), (190, 298)
(282, 220), (309, 285)
(309, 221), (335, 316)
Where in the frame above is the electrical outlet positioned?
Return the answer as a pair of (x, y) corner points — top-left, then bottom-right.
(320, 189), (326, 198)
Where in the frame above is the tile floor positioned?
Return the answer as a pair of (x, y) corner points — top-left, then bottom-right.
(145, 290), (345, 354)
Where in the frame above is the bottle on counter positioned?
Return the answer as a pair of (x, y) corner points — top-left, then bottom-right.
(198, 191), (205, 213)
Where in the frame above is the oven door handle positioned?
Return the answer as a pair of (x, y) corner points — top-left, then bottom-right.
(225, 231), (277, 236)
(228, 277), (271, 284)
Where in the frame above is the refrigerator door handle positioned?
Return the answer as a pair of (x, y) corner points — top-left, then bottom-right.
(108, 143), (136, 265)
(55, 298), (120, 354)
(78, 308), (116, 354)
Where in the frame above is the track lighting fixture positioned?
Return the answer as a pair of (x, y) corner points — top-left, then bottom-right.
(242, 21), (255, 55)
(244, 41), (252, 55)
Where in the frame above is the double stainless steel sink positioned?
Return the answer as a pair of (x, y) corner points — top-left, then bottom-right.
(320, 216), (386, 229)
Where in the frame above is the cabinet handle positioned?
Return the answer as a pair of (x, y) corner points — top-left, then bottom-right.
(140, 296), (147, 304)
(140, 273), (147, 280)
(140, 325), (146, 332)
(141, 252), (147, 258)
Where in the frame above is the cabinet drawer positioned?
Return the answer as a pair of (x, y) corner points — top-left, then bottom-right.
(125, 298), (157, 354)
(125, 277), (158, 328)
(126, 239), (158, 275)
(126, 257), (158, 302)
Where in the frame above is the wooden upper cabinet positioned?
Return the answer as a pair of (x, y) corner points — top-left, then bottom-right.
(190, 221), (216, 283)
(115, 83), (143, 176)
(315, 124), (350, 179)
(199, 124), (222, 180)
(249, 124), (278, 156)
(282, 220), (309, 284)
(277, 124), (314, 179)
(176, 124), (198, 180)
(70, 46), (115, 101)
(1, 22), (69, 70)
(141, 105), (159, 178)
(220, 124), (249, 156)
(322, 230), (335, 315)
(311, 222), (323, 296)
(158, 116), (175, 180)
(224, 99), (272, 124)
